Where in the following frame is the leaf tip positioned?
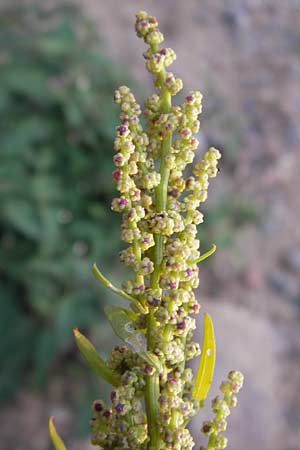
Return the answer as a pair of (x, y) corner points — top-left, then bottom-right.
(49, 416), (67, 450)
(49, 415), (55, 428)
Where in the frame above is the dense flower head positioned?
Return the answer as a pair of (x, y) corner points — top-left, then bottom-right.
(87, 10), (243, 450)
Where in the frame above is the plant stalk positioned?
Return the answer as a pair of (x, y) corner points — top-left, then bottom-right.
(145, 85), (172, 449)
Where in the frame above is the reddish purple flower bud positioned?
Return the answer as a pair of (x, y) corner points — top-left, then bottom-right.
(168, 188), (178, 198)
(144, 364), (155, 375)
(160, 48), (167, 55)
(110, 391), (117, 402)
(186, 94), (194, 102)
(115, 403), (125, 413)
(186, 268), (193, 277)
(202, 424), (212, 434)
(131, 189), (140, 200)
(147, 296), (160, 307)
(168, 280), (177, 289)
(149, 16), (157, 24)
(103, 410), (111, 418)
(177, 320), (186, 330)
(118, 197), (128, 207)
(93, 401), (103, 412)
(135, 284), (144, 292)
(117, 125), (128, 136)
(113, 154), (124, 166)
(112, 169), (121, 181)
(191, 303), (200, 314)
(181, 128), (190, 137)
(168, 377), (178, 384)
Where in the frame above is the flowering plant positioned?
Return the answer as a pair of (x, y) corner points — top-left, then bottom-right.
(49, 10), (243, 450)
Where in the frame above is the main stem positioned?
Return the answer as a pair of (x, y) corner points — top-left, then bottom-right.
(145, 82), (172, 449)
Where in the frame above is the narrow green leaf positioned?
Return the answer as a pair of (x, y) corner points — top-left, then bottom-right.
(92, 264), (148, 313)
(104, 305), (137, 342)
(190, 244), (217, 265)
(104, 306), (162, 372)
(193, 313), (216, 403)
(73, 327), (119, 386)
(49, 417), (67, 450)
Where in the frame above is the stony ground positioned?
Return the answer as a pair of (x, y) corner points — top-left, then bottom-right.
(2, 1), (300, 449)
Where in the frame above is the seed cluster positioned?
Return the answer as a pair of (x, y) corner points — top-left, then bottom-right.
(200, 371), (244, 450)
(89, 10), (242, 450)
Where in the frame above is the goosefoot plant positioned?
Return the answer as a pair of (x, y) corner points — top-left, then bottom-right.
(49, 10), (243, 450)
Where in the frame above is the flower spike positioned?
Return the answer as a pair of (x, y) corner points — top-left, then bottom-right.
(49, 10), (244, 450)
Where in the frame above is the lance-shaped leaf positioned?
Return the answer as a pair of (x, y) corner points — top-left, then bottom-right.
(73, 327), (119, 386)
(193, 312), (216, 403)
(49, 417), (67, 450)
(104, 305), (162, 372)
(189, 244), (217, 266)
(92, 263), (148, 313)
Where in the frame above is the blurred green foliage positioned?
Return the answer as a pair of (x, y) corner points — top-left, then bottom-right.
(0, 1), (127, 401)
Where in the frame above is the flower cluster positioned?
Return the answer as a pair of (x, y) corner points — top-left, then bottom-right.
(53, 10), (243, 450)
(112, 13), (221, 311)
(107, 11), (226, 449)
(157, 368), (200, 450)
(91, 346), (148, 449)
(200, 371), (244, 450)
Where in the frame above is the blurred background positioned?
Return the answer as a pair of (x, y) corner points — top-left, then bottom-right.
(0, 0), (300, 449)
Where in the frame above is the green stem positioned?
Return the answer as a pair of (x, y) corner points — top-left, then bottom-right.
(145, 374), (160, 449)
(133, 239), (144, 285)
(145, 312), (160, 449)
(145, 81), (172, 449)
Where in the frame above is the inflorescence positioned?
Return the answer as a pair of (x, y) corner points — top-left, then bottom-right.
(49, 10), (244, 450)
